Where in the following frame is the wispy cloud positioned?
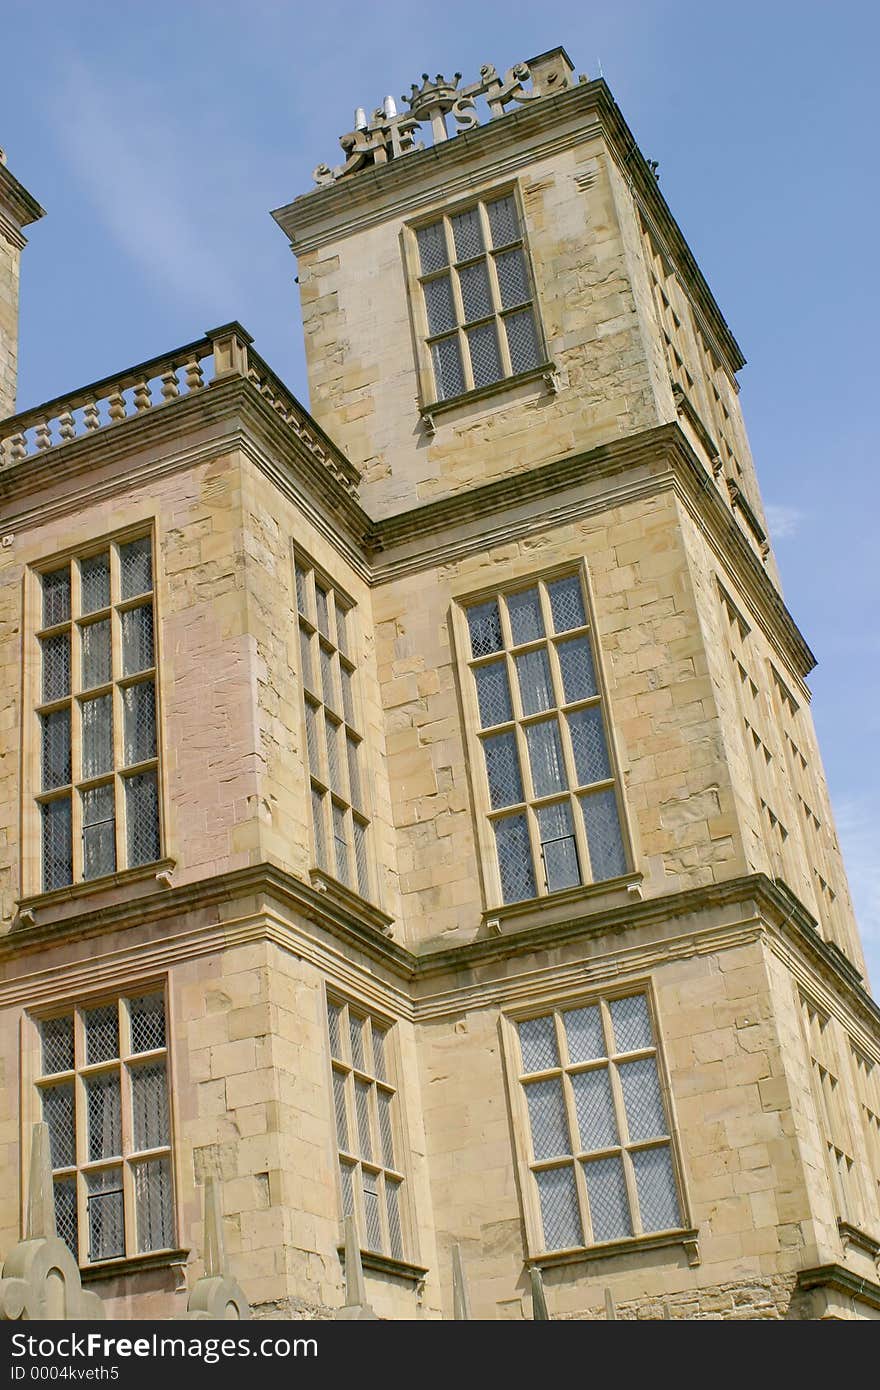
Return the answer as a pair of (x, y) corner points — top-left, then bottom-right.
(45, 56), (241, 314)
(764, 504), (805, 540)
(835, 796), (880, 984)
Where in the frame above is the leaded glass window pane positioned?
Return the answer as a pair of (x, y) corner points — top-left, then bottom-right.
(355, 1078), (373, 1161)
(353, 818), (369, 898)
(81, 619), (111, 690)
(431, 336), (465, 400)
(41, 708), (71, 789)
(346, 736), (361, 808)
(547, 575), (586, 632)
(467, 600), (503, 657)
(518, 1015), (559, 1073)
(86, 1072), (122, 1161)
(304, 700), (321, 776)
(505, 308), (541, 372)
(526, 719), (566, 797)
(610, 995), (653, 1054)
(516, 649), (553, 714)
(536, 1166), (582, 1250)
(568, 706), (611, 786)
(87, 1169), (124, 1260)
(424, 274), (456, 335)
(119, 538), (152, 599)
(311, 787), (327, 868)
(335, 604), (350, 657)
(507, 587), (544, 645)
(327, 1001), (343, 1060)
(122, 681), (156, 765)
(524, 1078), (570, 1160)
(571, 1068), (618, 1151)
(81, 695), (113, 779)
(42, 567), (71, 627)
(43, 1082), (75, 1167)
(134, 1158), (174, 1252)
(632, 1146), (680, 1233)
(537, 800), (579, 891)
(619, 1057), (666, 1142)
(557, 635), (597, 702)
(125, 770), (161, 866)
(377, 1089), (395, 1167)
(315, 585), (330, 637)
(333, 1070), (349, 1149)
(487, 196), (519, 248)
(417, 220), (448, 273)
(341, 665), (356, 727)
(459, 260), (492, 323)
(130, 994), (166, 1053)
(121, 605), (154, 675)
(80, 554), (110, 614)
(333, 803), (350, 886)
(386, 1179), (404, 1259)
(54, 1178), (78, 1256)
(483, 731), (523, 809)
(85, 1004), (119, 1064)
(82, 784), (116, 880)
(41, 632), (71, 703)
(295, 564), (309, 616)
(467, 321), (502, 388)
(349, 1014), (366, 1071)
(474, 660), (512, 727)
(41, 1016), (74, 1075)
(371, 1027), (387, 1083)
(131, 1061), (169, 1150)
(41, 798), (72, 890)
(495, 248), (530, 308)
(451, 206), (483, 261)
(580, 789), (627, 880)
(321, 645), (337, 712)
(494, 813), (536, 903)
(584, 1155), (631, 1242)
(326, 716), (343, 794)
(362, 1170), (382, 1251)
(563, 1006), (605, 1064)
(339, 1160), (355, 1217)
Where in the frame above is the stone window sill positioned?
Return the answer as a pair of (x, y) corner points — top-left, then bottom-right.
(80, 1248), (189, 1284)
(15, 857), (177, 926)
(529, 1228), (700, 1270)
(337, 1245), (427, 1285)
(483, 872), (644, 934)
(420, 361), (558, 432)
(309, 869), (395, 935)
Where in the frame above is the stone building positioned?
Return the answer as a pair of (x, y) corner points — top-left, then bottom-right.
(0, 47), (878, 1321)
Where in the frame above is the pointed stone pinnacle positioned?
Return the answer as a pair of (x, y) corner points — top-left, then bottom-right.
(530, 1266), (550, 1319)
(452, 1244), (471, 1319)
(203, 1176), (224, 1279)
(26, 1123), (56, 1242)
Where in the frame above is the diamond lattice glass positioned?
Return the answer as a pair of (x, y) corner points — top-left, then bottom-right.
(474, 660), (512, 727)
(80, 554), (110, 614)
(482, 731), (523, 809)
(431, 336), (465, 400)
(43, 1082), (75, 1168)
(580, 790), (627, 881)
(494, 813), (536, 903)
(125, 771), (160, 866)
(571, 1067), (618, 1151)
(568, 706), (611, 786)
(563, 1006), (606, 1064)
(81, 695), (113, 779)
(557, 635), (597, 703)
(87, 1169), (124, 1261)
(619, 1057), (666, 1142)
(505, 309), (541, 372)
(86, 1071), (122, 1161)
(121, 605), (154, 675)
(41, 798), (72, 890)
(584, 1155), (631, 1242)
(632, 1146), (680, 1233)
(527, 720), (567, 797)
(467, 321), (502, 388)
(130, 993), (166, 1053)
(134, 1157), (174, 1252)
(42, 568), (71, 628)
(507, 587), (544, 645)
(41, 632), (70, 703)
(536, 1166), (582, 1250)
(424, 274), (457, 335)
(547, 576), (586, 633)
(487, 196), (519, 248)
(54, 1178), (78, 1256)
(82, 784), (116, 880)
(131, 1061), (169, 1150)
(459, 261), (492, 323)
(41, 1016), (74, 1075)
(417, 221), (448, 274)
(525, 1078), (570, 1160)
(518, 1015), (559, 1073)
(467, 600), (503, 658)
(84, 1003), (119, 1064)
(495, 248), (530, 308)
(81, 619), (111, 691)
(451, 207), (483, 261)
(119, 538), (152, 599)
(515, 649), (553, 715)
(122, 681), (156, 765)
(41, 709), (71, 790)
(610, 995), (653, 1054)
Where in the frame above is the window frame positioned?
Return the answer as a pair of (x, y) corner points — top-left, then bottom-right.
(404, 183), (549, 411)
(452, 560), (633, 911)
(24, 528), (165, 898)
(321, 987), (412, 1265)
(293, 551), (375, 905)
(28, 984), (178, 1268)
(502, 984), (689, 1260)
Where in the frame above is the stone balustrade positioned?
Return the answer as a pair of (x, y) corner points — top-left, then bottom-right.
(0, 322), (360, 498)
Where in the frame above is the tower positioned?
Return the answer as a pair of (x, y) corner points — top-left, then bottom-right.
(0, 149), (43, 420)
(0, 47), (877, 1321)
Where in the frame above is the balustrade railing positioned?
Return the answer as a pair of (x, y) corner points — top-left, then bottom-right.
(0, 323), (360, 497)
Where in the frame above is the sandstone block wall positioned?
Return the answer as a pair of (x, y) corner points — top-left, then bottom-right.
(0, 230), (20, 421)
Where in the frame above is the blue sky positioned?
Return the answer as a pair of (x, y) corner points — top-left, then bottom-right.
(2, 2), (877, 986)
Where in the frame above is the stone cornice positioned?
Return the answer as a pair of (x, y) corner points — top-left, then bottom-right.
(2, 864), (876, 1039)
(796, 1263), (880, 1312)
(0, 160), (45, 233)
(275, 78), (744, 378)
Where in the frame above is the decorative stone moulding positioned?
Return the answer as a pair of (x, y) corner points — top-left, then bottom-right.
(0, 1125), (105, 1321)
(313, 49), (583, 185)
